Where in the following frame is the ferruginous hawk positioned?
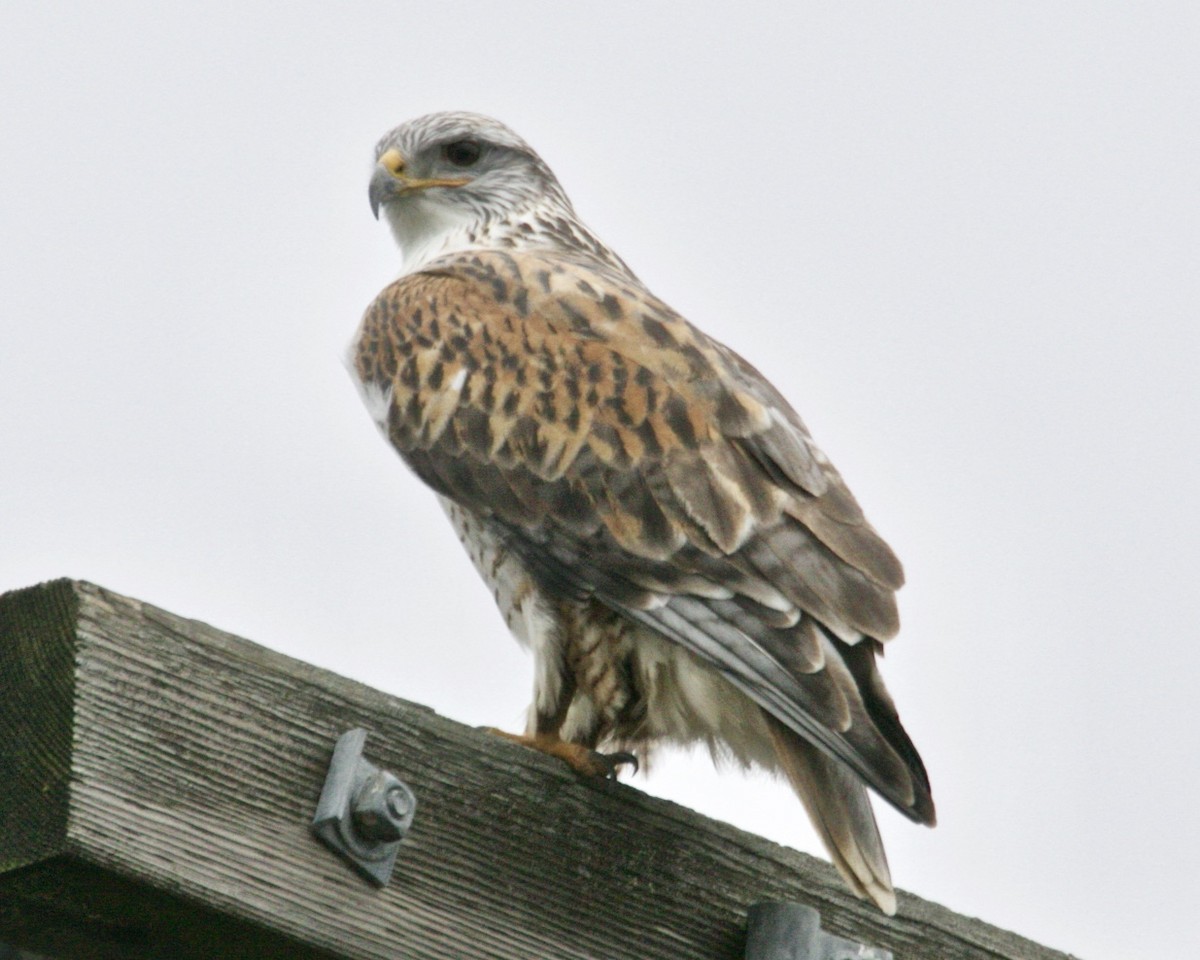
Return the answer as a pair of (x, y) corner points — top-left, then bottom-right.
(351, 111), (934, 914)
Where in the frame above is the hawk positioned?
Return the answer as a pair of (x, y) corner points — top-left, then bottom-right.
(352, 112), (934, 914)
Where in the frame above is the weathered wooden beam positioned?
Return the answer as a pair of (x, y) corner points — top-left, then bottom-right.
(0, 580), (1076, 960)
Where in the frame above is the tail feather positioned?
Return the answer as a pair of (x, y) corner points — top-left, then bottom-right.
(766, 712), (896, 915)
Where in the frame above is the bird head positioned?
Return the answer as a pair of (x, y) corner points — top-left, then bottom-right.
(369, 112), (574, 270)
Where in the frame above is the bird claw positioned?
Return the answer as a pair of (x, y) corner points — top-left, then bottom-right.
(480, 727), (638, 780)
(591, 749), (639, 779)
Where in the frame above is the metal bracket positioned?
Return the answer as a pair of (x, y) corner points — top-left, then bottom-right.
(745, 903), (893, 960)
(311, 728), (417, 887)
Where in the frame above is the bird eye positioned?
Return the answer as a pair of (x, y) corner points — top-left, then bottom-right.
(443, 139), (483, 168)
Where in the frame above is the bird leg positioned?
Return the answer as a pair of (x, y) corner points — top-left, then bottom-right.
(481, 657), (638, 778)
(481, 729), (639, 779)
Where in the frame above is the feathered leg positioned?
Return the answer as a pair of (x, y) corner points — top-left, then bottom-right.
(484, 663), (638, 779)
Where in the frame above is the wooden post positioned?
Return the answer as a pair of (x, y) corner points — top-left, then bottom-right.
(0, 580), (1076, 960)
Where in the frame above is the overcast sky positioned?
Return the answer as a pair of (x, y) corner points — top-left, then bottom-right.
(2, 3), (1197, 957)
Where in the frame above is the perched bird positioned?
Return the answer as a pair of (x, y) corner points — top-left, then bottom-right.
(352, 111), (934, 914)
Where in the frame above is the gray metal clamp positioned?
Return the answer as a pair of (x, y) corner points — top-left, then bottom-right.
(311, 728), (416, 887)
(746, 902), (893, 960)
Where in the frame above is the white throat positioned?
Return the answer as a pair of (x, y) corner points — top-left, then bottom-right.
(383, 191), (636, 281)
(383, 193), (485, 275)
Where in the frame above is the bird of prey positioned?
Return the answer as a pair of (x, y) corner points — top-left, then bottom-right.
(352, 111), (934, 914)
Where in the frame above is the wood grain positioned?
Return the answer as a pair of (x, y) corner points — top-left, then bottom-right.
(0, 581), (1078, 959)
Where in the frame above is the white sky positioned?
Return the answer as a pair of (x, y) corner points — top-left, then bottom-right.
(2, 3), (1197, 957)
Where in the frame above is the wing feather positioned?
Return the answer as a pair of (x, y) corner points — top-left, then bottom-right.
(352, 249), (932, 823)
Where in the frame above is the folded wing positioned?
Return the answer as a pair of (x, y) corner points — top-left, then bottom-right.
(352, 249), (934, 825)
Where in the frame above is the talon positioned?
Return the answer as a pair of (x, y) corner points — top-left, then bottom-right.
(594, 750), (639, 778)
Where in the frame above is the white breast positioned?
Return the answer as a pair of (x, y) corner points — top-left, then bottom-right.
(438, 497), (570, 728)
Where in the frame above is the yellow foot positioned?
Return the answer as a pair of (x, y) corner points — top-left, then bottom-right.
(481, 729), (638, 779)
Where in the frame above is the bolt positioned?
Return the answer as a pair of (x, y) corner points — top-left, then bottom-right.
(350, 769), (414, 843)
(386, 785), (412, 819)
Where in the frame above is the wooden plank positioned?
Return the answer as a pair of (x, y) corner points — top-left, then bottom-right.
(0, 580), (1078, 959)
(0, 581), (75, 873)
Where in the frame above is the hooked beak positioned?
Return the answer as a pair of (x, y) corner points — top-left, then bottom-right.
(369, 147), (471, 219)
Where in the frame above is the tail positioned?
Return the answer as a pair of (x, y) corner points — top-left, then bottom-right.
(766, 713), (897, 915)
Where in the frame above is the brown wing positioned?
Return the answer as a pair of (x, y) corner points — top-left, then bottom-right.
(353, 249), (933, 824)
